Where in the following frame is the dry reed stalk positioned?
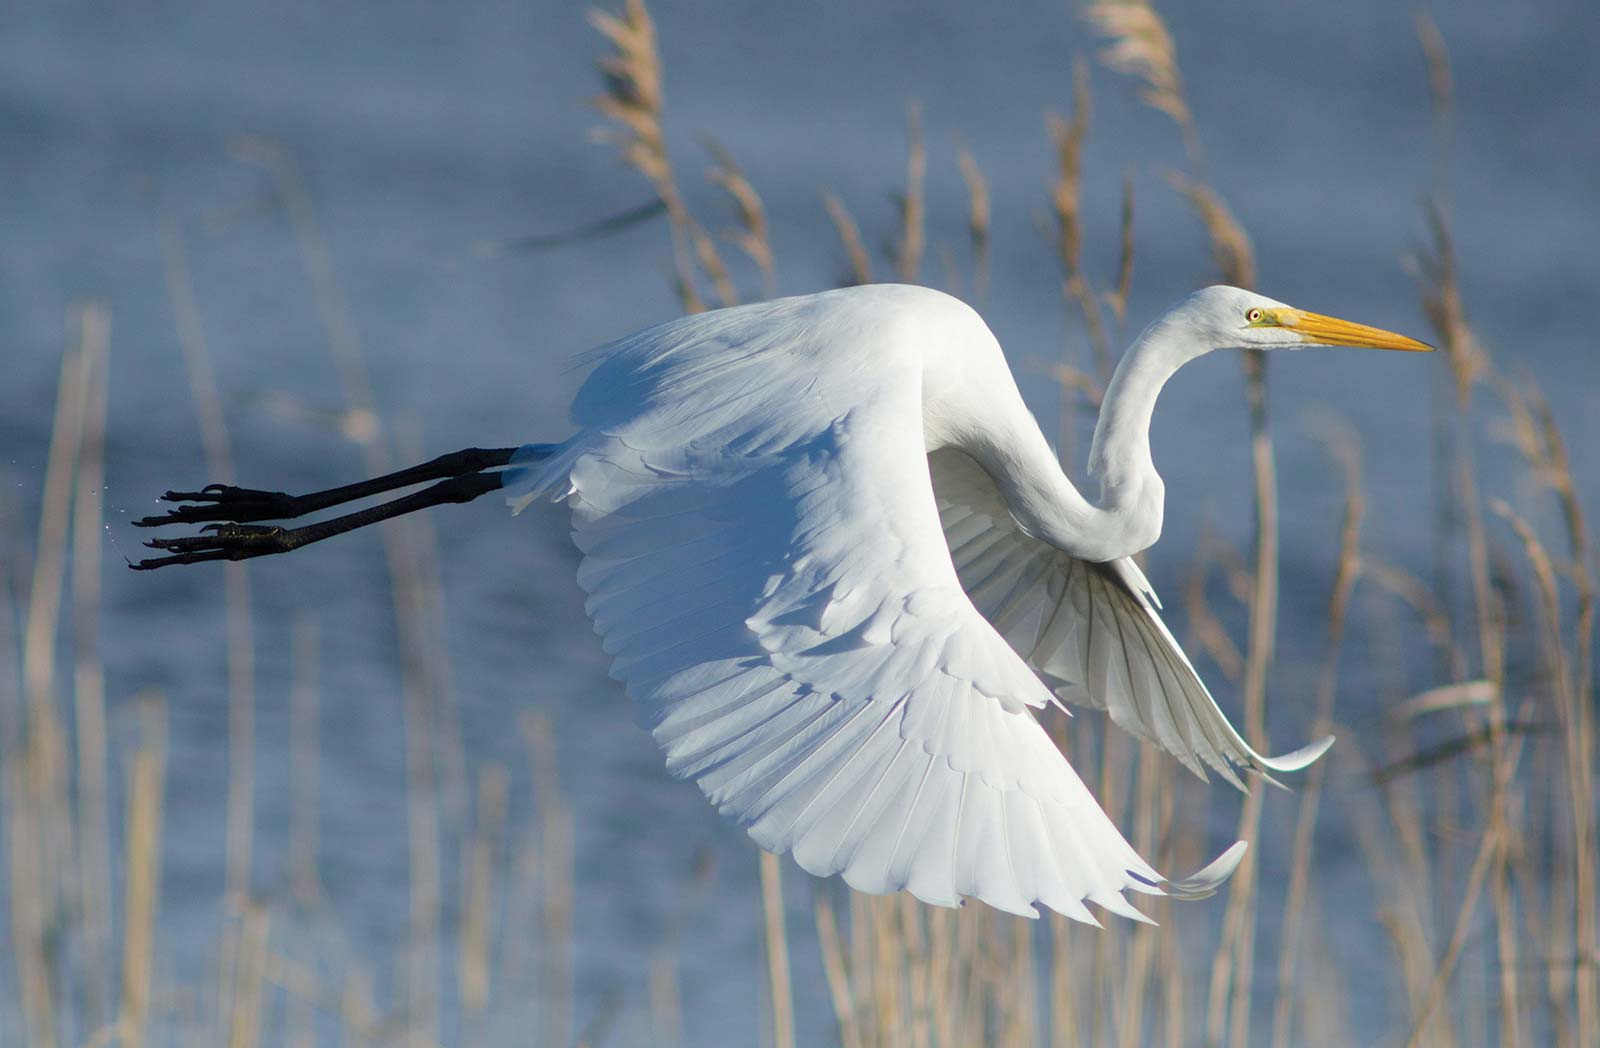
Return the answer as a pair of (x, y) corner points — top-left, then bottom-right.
(690, 222), (738, 308)
(837, 895), (868, 1047)
(1183, 546), (1245, 684)
(1409, 200), (1525, 1041)
(1165, 171), (1272, 1048)
(893, 103), (926, 283)
(1361, 559), (1468, 678)
(227, 904), (270, 1048)
(524, 713), (573, 1048)
(638, 847), (714, 1047)
(0, 518), (26, 1039)
(954, 140), (990, 299)
(163, 219), (271, 1048)
(1402, 792), (1522, 1048)
(759, 851), (797, 1048)
(1410, 206), (1492, 651)
(6, 750), (51, 1048)
(489, 838), (540, 1046)
(1386, 598), (1532, 1048)
(867, 894), (902, 1046)
(460, 766), (508, 1042)
(1151, 778), (1185, 1048)
(161, 221), (260, 921)
(1046, 68), (1087, 281)
(953, 900), (982, 1045)
(1297, 917), (1351, 1048)
(936, 242), (962, 293)
(1114, 925), (1156, 1048)
(703, 136), (775, 297)
(1003, 918), (1036, 1048)
(590, 0), (733, 309)
(0, 496), (25, 761)
(1343, 719), (1452, 1044)
(234, 137), (463, 1046)
(1091, 724), (1127, 1043)
(289, 614), (323, 909)
(1492, 373), (1597, 1035)
(18, 305), (97, 1048)
(1168, 175), (1256, 292)
(1494, 499), (1590, 1036)
(1045, 361), (1105, 410)
(1221, 368), (1274, 1048)
(1525, 391), (1592, 708)
(1414, 12), (1455, 205)
(270, 950), (317, 1048)
(1082, 0), (1200, 165)
(925, 904), (954, 1046)
(815, 895), (862, 1048)
(254, 950), (342, 1038)
(823, 192), (874, 286)
(1047, 914), (1079, 1045)
(1104, 176), (1136, 329)
(340, 964), (377, 1048)
(1046, 60), (1113, 384)
(120, 696), (168, 1048)
(394, 422), (470, 817)
(1269, 414), (1365, 1048)
(894, 894), (928, 1048)
(1410, 12), (1474, 698)
(390, 423), (442, 1046)
(1115, 747), (1171, 1048)
(648, 943), (683, 1048)
(72, 303), (113, 1029)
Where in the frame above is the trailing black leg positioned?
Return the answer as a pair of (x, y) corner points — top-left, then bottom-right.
(133, 471), (506, 570)
(133, 446), (520, 528)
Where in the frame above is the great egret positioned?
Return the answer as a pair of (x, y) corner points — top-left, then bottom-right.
(136, 283), (1430, 924)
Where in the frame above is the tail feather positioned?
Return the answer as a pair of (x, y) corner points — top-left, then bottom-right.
(504, 440), (584, 513)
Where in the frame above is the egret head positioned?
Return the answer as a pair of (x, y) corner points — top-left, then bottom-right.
(1178, 285), (1434, 354)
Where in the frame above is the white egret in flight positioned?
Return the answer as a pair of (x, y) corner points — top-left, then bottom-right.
(137, 284), (1430, 924)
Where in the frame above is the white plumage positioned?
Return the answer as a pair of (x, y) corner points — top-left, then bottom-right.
(137, 279), (1429, 922)
(503, 281), (1436, 922)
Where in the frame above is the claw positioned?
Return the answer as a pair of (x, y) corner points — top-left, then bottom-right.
(132, 523), (294, 569)
(134, 485), (303, 527)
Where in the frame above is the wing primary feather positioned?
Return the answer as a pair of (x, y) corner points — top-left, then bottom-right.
(1101, 569), (1210, 781)
(1098, 568), (1184, 765)
(886, 758), (937, 878)
(1122, 602), (1249, 789)
(829, 735), (912, 873)
(1027, 557), (1076, 664)
(742, 696), (879, 839)
(787, 695), (908, 862)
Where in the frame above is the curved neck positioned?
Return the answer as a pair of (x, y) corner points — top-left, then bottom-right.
(930, 307), (1202, 563)
(1012, 315), (1197, 561)
(1088, 315), (1194, 498)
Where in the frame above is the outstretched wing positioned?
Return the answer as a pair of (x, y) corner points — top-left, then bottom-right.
(929, 448), (1332, 790)
(505, 292), (1243, 921)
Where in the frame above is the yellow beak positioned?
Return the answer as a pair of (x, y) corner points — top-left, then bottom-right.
(1280, 309), (1434, 352)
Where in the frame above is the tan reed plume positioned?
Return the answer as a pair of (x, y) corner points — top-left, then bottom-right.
(1082, 0), (1199, 163)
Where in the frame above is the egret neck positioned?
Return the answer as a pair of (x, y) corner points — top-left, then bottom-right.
(944, 309), (1200, 565)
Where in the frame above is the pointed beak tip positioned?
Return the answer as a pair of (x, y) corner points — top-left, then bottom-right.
(1286, 310), (1437, 354)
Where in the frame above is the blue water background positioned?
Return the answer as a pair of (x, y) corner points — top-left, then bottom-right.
(3, 1), (1597, 1043)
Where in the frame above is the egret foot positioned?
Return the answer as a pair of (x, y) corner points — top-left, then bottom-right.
(135, 485), (306, 528)
(132, 469), (507, 570)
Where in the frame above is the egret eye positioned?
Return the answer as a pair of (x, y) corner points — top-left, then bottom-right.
(1246, 308), (1264, 324)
